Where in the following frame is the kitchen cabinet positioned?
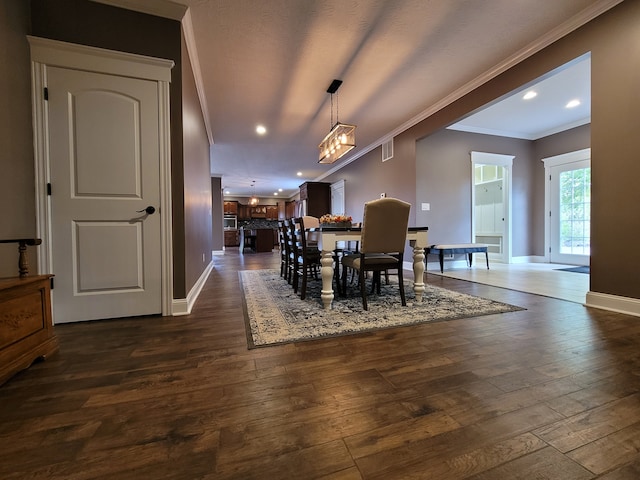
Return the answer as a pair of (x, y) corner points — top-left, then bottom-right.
(237, 204), (250, 220)
(266, 205), (278, 220)
(250, 206), (267, 218)
(285, 201), (296, 219)
(223, 201), (238, 215)
(224, 229), (239, 247)
(299, 182), (331, 218)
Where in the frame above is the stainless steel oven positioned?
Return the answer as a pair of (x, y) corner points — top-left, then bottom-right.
(223, 215), (237, 229)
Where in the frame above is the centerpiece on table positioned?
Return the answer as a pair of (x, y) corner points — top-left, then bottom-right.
(319, 214), (353, 228)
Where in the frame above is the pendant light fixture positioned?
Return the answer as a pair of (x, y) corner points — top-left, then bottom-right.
(249, 180), (259, 206)
(318, 79), (356, 164)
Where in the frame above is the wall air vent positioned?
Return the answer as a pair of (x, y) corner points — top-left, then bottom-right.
(382, 138), (393, 162)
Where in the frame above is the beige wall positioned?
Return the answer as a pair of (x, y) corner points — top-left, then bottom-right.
(211, 177), (224, 251)
(182, 34), (213, 289)
(0, 1), (35, 277)
(415, 130), (537, 256)
(588, 4), (639, 298)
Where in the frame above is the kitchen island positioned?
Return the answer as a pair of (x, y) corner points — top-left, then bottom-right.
(240, 225), (277, 253)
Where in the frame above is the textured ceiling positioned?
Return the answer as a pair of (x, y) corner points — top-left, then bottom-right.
(97, 0), (618, 198)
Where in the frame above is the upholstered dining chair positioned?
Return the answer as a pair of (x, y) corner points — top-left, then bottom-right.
(290, 217), (321, 299)
(301, 215), (320, 248)
(341, 198), (410, 310)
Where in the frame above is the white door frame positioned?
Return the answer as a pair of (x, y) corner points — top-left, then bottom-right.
(28, 36), (175, 317)
(471, 151), (514, 264)
(542, 148), (591, 264)
(330, 179), (346, 215)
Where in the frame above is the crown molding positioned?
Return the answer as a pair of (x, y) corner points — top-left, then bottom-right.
(89, 0), (187, 20)
(182, 9), (215, 145)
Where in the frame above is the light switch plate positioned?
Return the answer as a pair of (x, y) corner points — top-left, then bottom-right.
(421, 202), (430, 211)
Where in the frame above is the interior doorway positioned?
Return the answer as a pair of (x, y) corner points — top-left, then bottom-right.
(471, 151), (514, 263)
(331, 179), (346, 215)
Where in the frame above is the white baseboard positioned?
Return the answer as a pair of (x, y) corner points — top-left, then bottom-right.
(213, 249), (224, 256)
(409, 259), (469, 272)
(171, 260), (214, 316)
(511, 255), (547, 264)
(585, 291), (640, 318)
(172, 298), (189, 316)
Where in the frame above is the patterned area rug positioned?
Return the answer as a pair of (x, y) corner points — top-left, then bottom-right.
(240, 269), (524, 348)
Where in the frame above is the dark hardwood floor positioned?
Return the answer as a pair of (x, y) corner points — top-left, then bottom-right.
(2, 249), (640, 479)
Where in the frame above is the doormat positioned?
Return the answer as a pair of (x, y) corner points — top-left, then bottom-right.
(555, 266), (590, 274)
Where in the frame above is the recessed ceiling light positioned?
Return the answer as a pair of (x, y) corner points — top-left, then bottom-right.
(256, 125), (267, 135)
(565, 99), (581, 109)
(224, 190), (230, 195)
(274, 192), (278, 196)
(523, 90), (537, 100)
(296, 172), (302, 176)
(278, 188), (283, 192)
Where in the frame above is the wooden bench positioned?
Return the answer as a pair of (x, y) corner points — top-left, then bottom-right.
(425, 243), (489, 273)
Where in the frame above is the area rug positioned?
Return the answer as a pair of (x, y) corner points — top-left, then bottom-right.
(240, 269), (524, 348)
(555, 266), (590, 274)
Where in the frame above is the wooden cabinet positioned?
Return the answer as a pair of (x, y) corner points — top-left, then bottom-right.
(250, 205), (267, 218)
(266, 205), (278, 220)
(224, 230), (239, 247)
(0, 275), (58, 386)
(285, 201), (296, 219)
(237, 204), (250, 220)
(299, 182), (331, 218)
(223, 201), (238, 215)
(235, 203), (278, 219)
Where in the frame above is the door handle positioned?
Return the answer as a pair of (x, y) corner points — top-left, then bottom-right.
(137, 206), (156, 215)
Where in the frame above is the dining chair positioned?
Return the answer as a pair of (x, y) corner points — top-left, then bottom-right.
(290, 217), (321, 299)
(284, 219), (297, 285)
(277, 220), (291, 281)
(340, 198), (410, 310)
(302, 215), (320, 248)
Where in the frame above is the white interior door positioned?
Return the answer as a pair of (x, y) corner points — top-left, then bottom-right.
(47, 66), (162, 323)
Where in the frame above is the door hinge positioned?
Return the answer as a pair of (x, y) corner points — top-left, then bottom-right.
(44, 87), (49, 100)
(47, 183), (52, 195)
(549, 247), (551, 253)
(50, 277), (54, 290)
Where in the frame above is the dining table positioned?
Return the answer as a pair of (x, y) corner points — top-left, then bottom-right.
(307, 226), (429, 310)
